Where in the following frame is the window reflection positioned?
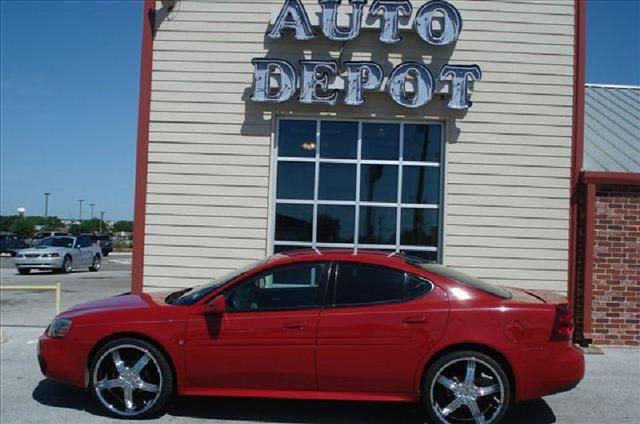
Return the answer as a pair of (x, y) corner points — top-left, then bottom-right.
(320, 121), (358, 159)
(360, 164), (398, 203)
(402, 166), (440, 204)
(404, 124), (441, 162)
(317, 205), (355, 243)
(276, 204), (313, 242)
(362, 123), (400, 160)
(278, 120), (317, 157)
(359, 207), (397, 245)
(319, 164), (357, 201)
(400, 209), (439, 246)
(277, 162), (315, 200)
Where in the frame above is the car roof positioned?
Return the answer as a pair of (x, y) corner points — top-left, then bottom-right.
(267, 248), (411, 267)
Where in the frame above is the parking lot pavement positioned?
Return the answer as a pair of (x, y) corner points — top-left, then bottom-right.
(0, 324), (637, 424)
(1, 254), (638, 423)
(0, 255), (132, 327)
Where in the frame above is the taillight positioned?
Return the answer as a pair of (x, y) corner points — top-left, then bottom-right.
(550, 304), (574, 341)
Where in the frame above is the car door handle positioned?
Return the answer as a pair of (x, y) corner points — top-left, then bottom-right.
(283, 322), (306, 330)
(403, 316), (427, 324)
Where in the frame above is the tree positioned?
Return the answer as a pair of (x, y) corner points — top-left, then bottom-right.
(113, 220), (134, 233)
(10, 218), (36, 238)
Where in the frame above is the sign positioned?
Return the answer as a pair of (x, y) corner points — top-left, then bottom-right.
(251, 0), (481, 110)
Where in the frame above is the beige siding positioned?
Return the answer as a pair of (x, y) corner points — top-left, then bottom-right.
(144, 0), (574, 292)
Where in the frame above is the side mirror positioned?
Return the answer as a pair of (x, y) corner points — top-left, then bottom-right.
(204, 295), (226, 315)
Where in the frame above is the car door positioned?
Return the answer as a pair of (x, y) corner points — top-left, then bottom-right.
(316, 261), (450, 395)
(75, 238), (92, 266)
(184, 261), (329, 391)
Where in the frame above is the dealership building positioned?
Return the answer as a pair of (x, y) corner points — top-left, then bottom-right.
(130, 1), (639, 345)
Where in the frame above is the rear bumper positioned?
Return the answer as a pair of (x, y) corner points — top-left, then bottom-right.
(512, 342), (585, 402)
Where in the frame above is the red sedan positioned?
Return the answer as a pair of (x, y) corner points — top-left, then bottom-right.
(38, 250), (584, 423)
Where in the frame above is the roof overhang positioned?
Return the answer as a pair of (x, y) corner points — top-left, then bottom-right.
(582, 171), (640, 186)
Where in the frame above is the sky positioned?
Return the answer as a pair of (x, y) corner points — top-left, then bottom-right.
(1, 0), (639, 221)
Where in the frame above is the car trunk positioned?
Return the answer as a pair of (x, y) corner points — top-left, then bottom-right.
(504, 287), (568, 305)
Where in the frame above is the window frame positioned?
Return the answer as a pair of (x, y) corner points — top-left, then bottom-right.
(327, 261), (435, 309)
(270, 117), (445, 262)
(222, 261), (332, 314)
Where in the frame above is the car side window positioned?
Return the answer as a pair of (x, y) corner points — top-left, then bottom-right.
(334, 263), (405, 306)
(78, 238), (91, 248)
(406, 274), (433, 300)
(225, 262), (328, 312)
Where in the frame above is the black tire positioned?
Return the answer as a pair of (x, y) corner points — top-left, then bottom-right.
(10, 251), (17, 257)
(18, 269), (30, 275)
(60, 255), (72, 273)
(89, 255), (101, 272)
(103, 251), (109, 257)
(423, 350), (511, 424)
(89, 337), (173, 419)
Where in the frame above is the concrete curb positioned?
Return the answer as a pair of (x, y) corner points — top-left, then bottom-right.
(108, 252), (132, 257)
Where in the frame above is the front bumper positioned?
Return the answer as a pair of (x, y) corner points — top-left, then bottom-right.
(37, 334), (87, 388)
(15, 256), (64, 270)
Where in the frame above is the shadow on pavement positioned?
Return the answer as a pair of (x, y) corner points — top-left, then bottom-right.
(33, 380), (556, 423)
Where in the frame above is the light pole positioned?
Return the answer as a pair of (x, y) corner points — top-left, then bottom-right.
(78, 200), (84, 221)
(100, 211), (105, 233)
(89, 203), (96, 231)
(44, 193), (51, 217)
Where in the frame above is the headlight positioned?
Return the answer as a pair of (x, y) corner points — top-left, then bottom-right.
(42, 253), (60, 258)
(47, 318), (72, 338)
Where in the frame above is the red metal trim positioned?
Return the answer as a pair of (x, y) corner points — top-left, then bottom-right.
(131, 0), (157, 294)
(582, 172), (640, 186)
(568, 0), (586, 306)
(582, 183), (596, 341)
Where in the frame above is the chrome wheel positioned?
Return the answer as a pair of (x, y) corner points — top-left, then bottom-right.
(92, 344), (163, 417)
(430, 357), (505, 424)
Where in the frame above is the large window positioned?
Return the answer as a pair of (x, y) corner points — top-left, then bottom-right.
(274, 119), (443, 262)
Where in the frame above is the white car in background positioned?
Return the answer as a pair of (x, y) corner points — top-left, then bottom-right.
(14, 236), (102, 275)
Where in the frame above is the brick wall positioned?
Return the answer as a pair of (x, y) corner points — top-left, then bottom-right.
(591, 185), (640, 346)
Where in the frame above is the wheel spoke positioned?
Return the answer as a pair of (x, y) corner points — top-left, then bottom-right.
(468, 400), (486, 424)
(436, 375), (457, 391)
(137, 380), (160, 393)
(464, 360), (476, 384)
(97, 378), (123, 390)
(123, 386), (135, 413)
(111, 350), (127, 375)
(440, 397), (464, 417)
(478, 384), (499, 397)
(131, 354), (151, 375)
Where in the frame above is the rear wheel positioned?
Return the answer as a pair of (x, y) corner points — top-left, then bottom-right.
(18, 269), (30, 275)
(424, 351), (511, 424)
(89, 338), (173, 418)
(89, 255), (101, 272)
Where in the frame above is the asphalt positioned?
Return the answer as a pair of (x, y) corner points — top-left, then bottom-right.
(1, 254), (639, 423)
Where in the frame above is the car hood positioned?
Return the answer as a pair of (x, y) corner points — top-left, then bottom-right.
(18, 246), (68, 254)
(59, 291), (177, 320)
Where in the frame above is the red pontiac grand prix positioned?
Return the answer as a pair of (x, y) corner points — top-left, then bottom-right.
(37, 249), (584, 423)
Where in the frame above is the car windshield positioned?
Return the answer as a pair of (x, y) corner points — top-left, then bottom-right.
(412, 262), (512, 299)
(170, 259), (267, 305)
(37, 237), (74, 248)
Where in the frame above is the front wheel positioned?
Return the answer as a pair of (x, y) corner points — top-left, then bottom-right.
(89, 255), (101, 272)
(424, 351), (511, 424)
(60, 256), (72, 273)
(18, 269), (30, 275)
(89, 338), (173, 418)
